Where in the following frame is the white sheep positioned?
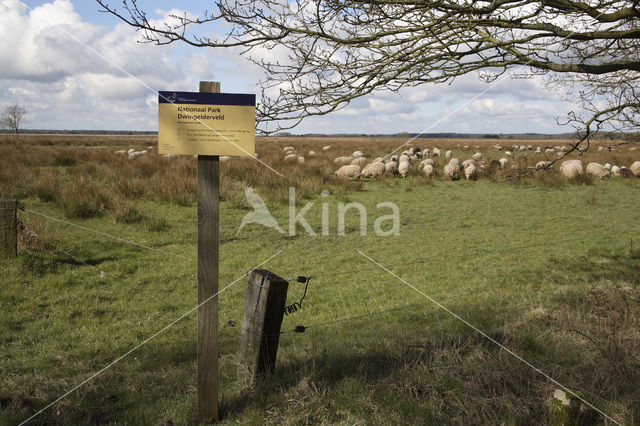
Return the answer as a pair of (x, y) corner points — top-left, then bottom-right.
(399, 154), (410, 163)
(362, 162), (386, 177)
(283, 146), (295, 151)
(586, 162), (610, 178)
(127, 148), (136, 155)
(432, 148), (441, 158)
(464, 164), (478, 181)
(284, 153), (298, 162)
(322, 145), (332, 152)
(422, 148), (430, 157)
(390, 155), (399, 162)
(499, 157), (509, 168)
(334, 156), (353, 166)
(597, 146), (604, 152)
(560, 160), (583, 179)
(611, 165), (621, 176)
(115, 150), (126, 155)
(505, 150), (512, 157)
(472, 152), (482, 161)
(443, 163), (459, 180)
(631, 161), (640, 176)
(335, 164), (361, 178)
(535, 161), (552, 169)
(351, 156), (368, 168)
(423, 164), (434, 178)
(297, 156), (306, 164)
(220, 156), (231, 162)
(495, 145), (502, 151)
(352, 150), (365, 158)
(398, 160), (411, 178)
(420, 158), (435, 169)
(385, 161), (398, 175)
(308, 150), (317, 157)
(461, 159), (476, 169)
(448, 158), (462, 170)
(445, 150), (453, 159)
(603, 163), (612, 170)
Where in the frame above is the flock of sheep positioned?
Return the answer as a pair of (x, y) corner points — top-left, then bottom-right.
(316, 143), (640, 181)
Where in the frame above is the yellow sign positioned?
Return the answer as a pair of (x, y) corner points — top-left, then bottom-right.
(158, 91), (255, 156)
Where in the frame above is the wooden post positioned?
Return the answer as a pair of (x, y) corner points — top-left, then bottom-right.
(1, 198), (17, 259)
(238, 269), (289, 386)
(198, 81), (221, 423)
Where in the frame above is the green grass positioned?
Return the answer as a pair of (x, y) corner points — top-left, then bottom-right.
(2, 176), (640, 424)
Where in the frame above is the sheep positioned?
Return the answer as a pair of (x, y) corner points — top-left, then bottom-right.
(534, 147), (542, 154)
(463, 145), (470, 150)
(586, 162), (610, 178)
(385, 161), (399, 175)
(432, 148), (441, 158)
(620, 167), (635, 178)
(472, 152), (482, 161)
(351, 156), (368, 168)
(499, 157), (509, 169)
(462, 159), (476, 169)
(597, 146), (604, 152)
(443, 163), (459, 180)
(284, 153), (298, 162)
(495, 145), (502, 151)
(147, 146), (154, 150)
(527, 145), (533, 151)
(297, 156), (306, 164)
(422, 149), (430, 157)
(127, 148), (136, 155)
(398, 160), (411, 178)
(352, 150), (365, 158)
(411, 147), (421, 155)
(220, 156), (231, 162)
(489, 159), (501, 168)
(283, 146), (295, 151)
(448, 158), (462, 170)
(410, 154), (421, 163)
(604, 163), (612, 170)
(128, 152), (140, 159)
(335, 164), (361, 178)
(322, 145), (332, 152)
(372, 157), (385, 164)
(423, 164), (435, 178)
(140, 150), (148, 155)
(399, 154), (411, 163)
(535, 161), (552, 169)
(362, 162), (386, 177)
(308, 150), (317, 157)
(334, 156), (353, 166)
(390, 155), (399, 162)
(445, 150), (453, 159)
(115, 150), (126, 155)
(561, 159), (584, 174)
(473, 145), (480, 150)
(560, 162), (582, 179)
(464, 164), (478, 181)
(420, 158), (435, 169)
(545, 148), (555, 154)
(631, 161), (640, 177)
(505, 150), (512, 157)
(629, 147), (637, 153)
(611, 166), (621, 176)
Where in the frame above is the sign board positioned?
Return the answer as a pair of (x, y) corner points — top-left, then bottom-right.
(158, 91), (255, 156)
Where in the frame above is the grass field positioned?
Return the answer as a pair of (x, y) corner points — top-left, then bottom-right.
(1, 134), (640, 424)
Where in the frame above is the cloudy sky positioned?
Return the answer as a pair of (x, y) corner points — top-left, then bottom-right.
(1, 0), (583, 134)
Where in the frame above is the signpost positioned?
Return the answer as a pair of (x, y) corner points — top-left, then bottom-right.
(158, 83), (255, 423)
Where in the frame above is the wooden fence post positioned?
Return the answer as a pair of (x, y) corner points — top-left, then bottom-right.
(238, 269), (289, 386)
(198, 81), (221, 423)
(1, 198), (17, 259)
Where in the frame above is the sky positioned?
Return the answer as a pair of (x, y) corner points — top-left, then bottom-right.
(0, 0), (584, 134)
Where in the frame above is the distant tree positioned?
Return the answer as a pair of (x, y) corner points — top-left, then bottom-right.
(1, 105), (27, 138)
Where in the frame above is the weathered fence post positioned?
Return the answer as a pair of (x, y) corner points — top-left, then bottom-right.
(1, 198), (17, 259)
(198, 81), (221, 423)
(238, 269), (289, 386)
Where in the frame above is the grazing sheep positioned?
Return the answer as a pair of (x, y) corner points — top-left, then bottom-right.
(535, 161), (552, 169)
(420, 158), (435, 169)
(322, 145), (332, 151)
(147, 146), (154, 150)
(505, 150), (512, 157)
(472, 152), (482, 161)
(115, 150), (126, 155)
(545, 148), (555, 154)
(495, 145), (502, 151)
(362, 162), (386, 177)
(284, 153), (298, 162)
(334, 156), (353, 166)
(560, 162), (582, 179)
(390, 155), (398, 162)
(561, 159), (584, 174)
(586, 162), (610, 178)
(283, 146), (294, 151)
(399, 154), (410, 163)
(445, 150), (453, 159)
(351, 156), (368, 168)
(372, 157), (385, 164)
(464, 164), (478, 181)
(432, 148), (441, 158)
(140, 150), (148, 155)
(499, 157), (509, 169)
(398, 160), (411, 178)
(422, 149), (430, 157)
(127, 148), (136, 155)
(308, 150), (317, 157)
(448, 158), (462, 170)
(631, 161), (640, 176)
(489, 159), (501, 168)
(620, 167), (635, 178)
(443, 163), (459, 180)
(410, 154), (421, 163)
(352, 150), (365, 158)
(597, 146), (604, 152)
(535, 147), (542, 154)
(411, 147), (421, 155)
(385, 161), (399, 175)
(462, 159), (476, 169)
(423, 164), (435, 178)
(611, 165), (621, 176)
(297, 156), (306, 164)
(335, 164), (361, 178)
(463, 145), (470, 150)
(128, 152), (140, 159)
(604, 163), (612, 170)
